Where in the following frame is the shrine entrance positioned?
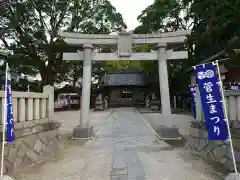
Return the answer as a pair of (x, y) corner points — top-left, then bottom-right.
(59, 30), (190, 139)
(99, 71), (149, 108)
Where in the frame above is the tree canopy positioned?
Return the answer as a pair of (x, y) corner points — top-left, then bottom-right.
(134, 0), (240, 94)
(0, 0), (126, 88)
(1, 0), (240, 94)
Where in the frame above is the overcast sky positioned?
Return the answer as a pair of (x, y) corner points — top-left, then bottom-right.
(0, 0), (153, 46)
(110, 0), (154, 30)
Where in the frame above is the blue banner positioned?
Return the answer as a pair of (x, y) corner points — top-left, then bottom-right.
(195, 64), (228, 140)
(225, 82), (240, 90)
(6, 72), (15, 143)
(189, 84), (197, 119)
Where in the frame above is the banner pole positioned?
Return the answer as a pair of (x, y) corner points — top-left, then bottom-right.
(215, 61), (238, 178)
(0, 62), (8, 177)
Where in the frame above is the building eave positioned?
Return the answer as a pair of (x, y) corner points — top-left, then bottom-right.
(186, 50), (226, 74)
(186, 36), (240, 74)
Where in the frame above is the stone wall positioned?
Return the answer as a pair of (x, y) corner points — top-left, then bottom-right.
(186, 121), (240, 172)
(0, 121), (61, 174)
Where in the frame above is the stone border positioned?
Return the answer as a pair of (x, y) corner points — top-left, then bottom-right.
(186, 121), (240, 172)
(135, 110), (162, 141)
(0, 119), (49, 130)
(0, 122), (61, 174)
(0, 120), (60, 140)
(190, 121), (240, 130)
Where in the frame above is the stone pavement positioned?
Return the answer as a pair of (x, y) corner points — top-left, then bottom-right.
(12, 108), (221, 180)
(51, 110), (112, 135)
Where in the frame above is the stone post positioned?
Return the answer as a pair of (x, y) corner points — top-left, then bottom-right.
(43, 85), (54, 121)
(104, 96), (108, 109)
(72, 44), (93, 139)
(173, 96), (177, 109)
(195, 87), (203, 121)
(157, 43), (171, 115)
(145, 96), (150, 108)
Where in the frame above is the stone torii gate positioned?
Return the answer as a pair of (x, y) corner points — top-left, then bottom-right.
(59, 30), (190, 139)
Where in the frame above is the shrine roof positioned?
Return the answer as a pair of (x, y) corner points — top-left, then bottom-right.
(186, 37), (240, 73)
(99, 71), (149, 87)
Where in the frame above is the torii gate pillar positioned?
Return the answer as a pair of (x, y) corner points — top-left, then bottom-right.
(72, 44), (93, 139)
(157, 43), (171, 115)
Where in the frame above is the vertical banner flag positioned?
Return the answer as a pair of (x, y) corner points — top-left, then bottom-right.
(195, 64), (228, 140)
(227, 82), (240, 90)
(189, 85), (197, 119)
(5, 65), (15, 143)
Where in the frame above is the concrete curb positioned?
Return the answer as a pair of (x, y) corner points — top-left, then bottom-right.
(0, 175), (14, 180)
(225, 172), (240, 180)
(135, 110), (168, 143)
(84, 110), (116, 145)
(135, 111), (182, 141)
(92, 110), (116, 135)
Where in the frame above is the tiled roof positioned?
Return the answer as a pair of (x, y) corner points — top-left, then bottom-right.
(186, 37), (240, 73)
(100, 72), (149, 86)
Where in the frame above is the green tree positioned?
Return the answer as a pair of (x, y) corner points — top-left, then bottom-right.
(134, 0), (191, 33)
(134, 0), (193, 94)
(0, 0), (126, 86)
(186, 0), (240, 63)
(103, 60), (142, 72)
(135, 0), (240, 93)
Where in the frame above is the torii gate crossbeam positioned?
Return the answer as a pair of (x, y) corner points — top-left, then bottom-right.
(59, 30), (191, 139)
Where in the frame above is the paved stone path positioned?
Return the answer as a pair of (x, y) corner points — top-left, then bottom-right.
(85, 109), (167, 179)
(13, 108), (221, 180)
(85, 109), (162, 148)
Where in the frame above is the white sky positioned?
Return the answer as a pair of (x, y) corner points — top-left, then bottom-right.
(110, 0), (154, 30)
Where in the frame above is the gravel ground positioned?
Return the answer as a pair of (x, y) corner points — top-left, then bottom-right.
(141, 112), (225, 180)
(11, 109), (224, 180)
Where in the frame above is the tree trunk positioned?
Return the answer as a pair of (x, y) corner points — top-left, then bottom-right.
(41, 37), (56, 86)
(40, 66), (55, 86)
(73, 72), (77, 88)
